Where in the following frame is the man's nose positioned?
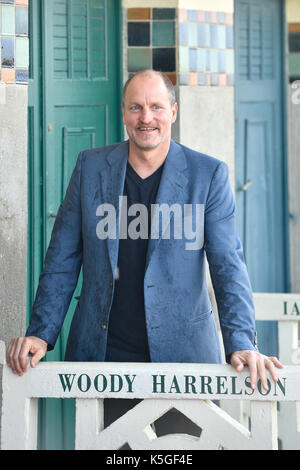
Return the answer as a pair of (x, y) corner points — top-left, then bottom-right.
(140, 107), (153, 123)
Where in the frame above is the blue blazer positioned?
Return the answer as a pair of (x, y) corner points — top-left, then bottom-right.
(26, 140), (257, 363)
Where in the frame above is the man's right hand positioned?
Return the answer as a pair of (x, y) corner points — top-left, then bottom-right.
(6, 336), (48, 376)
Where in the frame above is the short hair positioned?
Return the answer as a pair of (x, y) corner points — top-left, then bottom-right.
(122, 70), (176, 107)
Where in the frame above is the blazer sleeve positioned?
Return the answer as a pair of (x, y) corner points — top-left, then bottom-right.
(204, 160), (258, 361)
(25, 152), (84, 350)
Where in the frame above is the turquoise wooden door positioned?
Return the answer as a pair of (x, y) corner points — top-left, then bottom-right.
(235, 0), (289, 356)
(28, 0), (123, 449)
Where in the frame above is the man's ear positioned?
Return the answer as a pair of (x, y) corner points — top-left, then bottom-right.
(171, 102), (178, 124)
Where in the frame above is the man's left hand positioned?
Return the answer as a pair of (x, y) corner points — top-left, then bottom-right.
(231, 350), (284, 391)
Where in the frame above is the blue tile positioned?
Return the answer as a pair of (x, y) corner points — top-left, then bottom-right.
(218, 50), (226, 72)
(217, 25), (226, 49)
(188, 23), (198, 47)
(197, 23), (210, 47)
(227, 74), (235, 85)
(211, 74), (219, 85)
(179, 73), (189, 85)
(197, 49), (206, 72)
(210, 49), (219, 73)
(1, 37), (14, 67)
(197, 73), (206, 85)
(217, 12), (225, 24)
(205, 11), (210, 22)
(225, 49), (234, 74)
(16, 6), (28, 36)
(128, 22), (150, 46)
(179, 46), (189, 73)
(0, 0), (14, 3)
(187, 10), (197, 21)
(210, 24), (218, 48)
(189, 48), (197, 72)
(15, 69), (29, 83)
(226, 26), (234, 48)
(178, 22), (188, 46)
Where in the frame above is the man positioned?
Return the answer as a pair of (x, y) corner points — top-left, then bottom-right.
(7, 70), (282, 398)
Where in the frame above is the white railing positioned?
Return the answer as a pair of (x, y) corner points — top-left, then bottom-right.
(221, 293), (300, 450)
(1, 340), (300, 450)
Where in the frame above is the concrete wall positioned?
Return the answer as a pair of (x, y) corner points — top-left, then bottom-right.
(0, 83), (28, 345)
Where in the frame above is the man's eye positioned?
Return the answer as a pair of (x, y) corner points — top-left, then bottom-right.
(130, 105), (140, 110)
(153, 105), (161, 110)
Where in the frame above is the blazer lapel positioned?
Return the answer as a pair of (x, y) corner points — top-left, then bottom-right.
(98, 141), (129, 277)
(145, 140), (188, 273)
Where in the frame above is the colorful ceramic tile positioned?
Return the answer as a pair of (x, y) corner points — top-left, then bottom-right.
(128, 22), (150, 47)
(152, 21), (175, 47)
(209, 49), (219, 73)
(289, 53), (300, 76)
(226, 73), (234, 85)
(211, 73), (219, 85)
(189, 48), (197, 72)
(217, 25), (226, 49)
(179, 73), (189, 85)
(197, 49), (206, 73)
(15, 5), (28, 35)
(205, 73), (211, 86)
(15, 68), (28, 82)
(1, 37), (14, 67)
(225, 12), (233, 25)
(225, 49), (234, 74)
(1, 66), (14, 82)
(179, 46), (189, 73)
(187, 10), (197, 22)
(217, 12), (225, 24)
(197, 23), (210, 48)
(288, 23), (300, 33)
(128, 48), (151, 72)
(189, 72), (197, 86)
(127, 8), (151, 20)
(218, 50), (225, 72)
(188, 22), (197, 47)
(153, 8), (175, 20)
(210, 24), (218, 48)
(210, 11), (218, 24)
(165, 72), (176, 85)
(0, 0), (14, 4)
(16, 0), (29, 5)
(153, 47), (175, 72)
(197, 73), (206, 85)
(2, 5), (15, 35)
(226, 25), (234, 48)
(289, 33), (300, 53)
(218, 73), (226, 86)
(178, 22), (188, 46)
(197, 10), (206, 23)
(177, 9), (187, 22)
(15, 36), (28, 67)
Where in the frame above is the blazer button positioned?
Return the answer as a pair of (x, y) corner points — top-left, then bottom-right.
(101, 324), (107, 330)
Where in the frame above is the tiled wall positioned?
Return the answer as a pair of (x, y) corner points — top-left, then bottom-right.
(127, 7), (177, 85)
(0, 0), (29, 84)
(288, 22), (300, 82)
(126, 6), (234, 86)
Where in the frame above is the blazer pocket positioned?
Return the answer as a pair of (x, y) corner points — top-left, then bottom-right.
(190, 308), (212, 324)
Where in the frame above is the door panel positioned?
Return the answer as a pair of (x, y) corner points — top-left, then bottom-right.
(235, 0), (288, 356)
(28, 0), (122, 449)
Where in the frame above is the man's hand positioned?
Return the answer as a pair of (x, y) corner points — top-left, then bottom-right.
(6, 336), (48, 376)
(231, 350), (284, 390)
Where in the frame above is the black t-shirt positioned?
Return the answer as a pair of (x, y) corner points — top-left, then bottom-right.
(105, 160), (164, 363)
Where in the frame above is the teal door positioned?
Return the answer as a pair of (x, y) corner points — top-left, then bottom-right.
(28, 0), (123, 449)
(234, 0), (289, 356)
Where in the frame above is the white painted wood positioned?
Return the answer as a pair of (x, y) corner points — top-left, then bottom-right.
(253, 293), (300, 321)
(0, 340), (299, 450)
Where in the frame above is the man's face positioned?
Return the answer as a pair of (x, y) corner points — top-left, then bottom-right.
(122, 74), (177, 152)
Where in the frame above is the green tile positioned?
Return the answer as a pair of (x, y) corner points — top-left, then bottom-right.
(128, 48), (151, 72)
(2, 5), (15, 35)
(152, 21), (175, 47)
(16, 37), (29, 67)
(289, 53), (300, 75)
